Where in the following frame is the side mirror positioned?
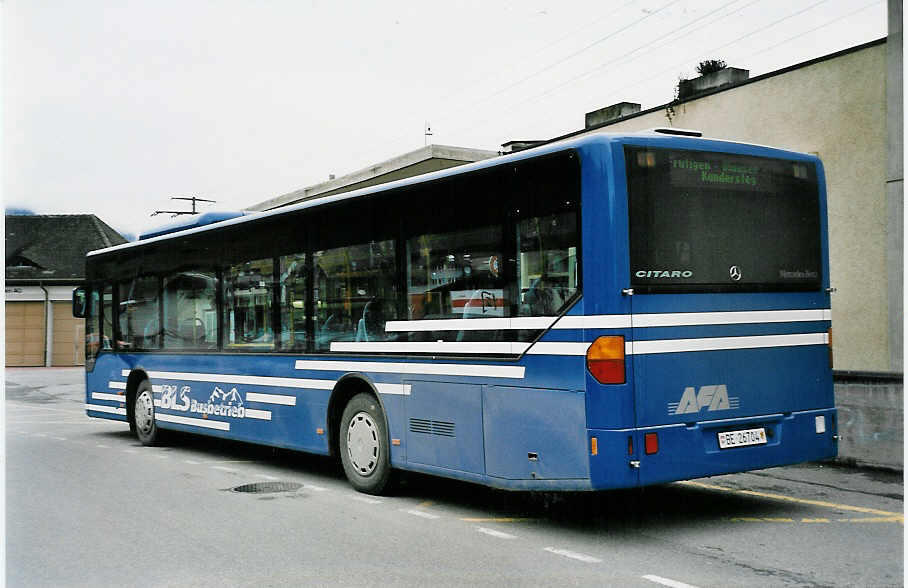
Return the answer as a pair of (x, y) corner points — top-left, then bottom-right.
(72, 287), (87, 318)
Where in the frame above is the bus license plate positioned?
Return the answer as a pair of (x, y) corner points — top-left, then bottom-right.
(717, 428), (767, 449)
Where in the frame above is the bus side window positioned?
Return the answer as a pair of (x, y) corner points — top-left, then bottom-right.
(102, 285), (114, 350)
(313, 240), (397, 352)
(516, 213), (578, 316)
(163, 271), (218, 350)
(85, 287), (100, 364)
(118, 276), (161, 350)
(223, 259), (275, 351)
(279, 253), (308, 351)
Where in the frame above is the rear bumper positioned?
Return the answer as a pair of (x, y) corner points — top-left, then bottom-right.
(589, 408), (837, 489)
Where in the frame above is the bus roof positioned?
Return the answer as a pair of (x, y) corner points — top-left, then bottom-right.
(88, 131), (819, 258)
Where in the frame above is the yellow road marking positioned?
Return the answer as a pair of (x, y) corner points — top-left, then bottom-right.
(679, 480), (903, 522)
(460, 517), (533, 523)
(418, 501), (435, 508)
(838, 516), (903, 523)
(730, 516), (900, 524)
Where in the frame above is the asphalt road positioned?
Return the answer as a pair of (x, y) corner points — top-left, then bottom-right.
(5, 367), (904, 587)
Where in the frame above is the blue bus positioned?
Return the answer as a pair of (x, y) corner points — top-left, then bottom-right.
(74, 130), (836, 494)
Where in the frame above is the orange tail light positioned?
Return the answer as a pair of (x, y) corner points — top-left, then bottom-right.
(587, 335), (626, 384)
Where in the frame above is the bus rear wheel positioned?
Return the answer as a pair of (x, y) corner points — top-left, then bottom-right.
(339, 393), (393, 495)
(132, 380), (161, 446)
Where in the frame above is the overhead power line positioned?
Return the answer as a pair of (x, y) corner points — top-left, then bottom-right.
(343, 0), (675, 164)
(461, 0), (845, 140)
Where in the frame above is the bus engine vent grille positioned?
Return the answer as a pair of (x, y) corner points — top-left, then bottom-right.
(409, 418), (456, 437)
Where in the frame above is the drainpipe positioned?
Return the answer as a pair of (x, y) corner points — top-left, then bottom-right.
(40, 283), (53, 367)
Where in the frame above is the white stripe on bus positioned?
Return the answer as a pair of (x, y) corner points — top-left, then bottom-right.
(116, 371), (410, 397)
(155, 413), (230, 431)
(108, 381), (127, 390)
(381, 309), (830, 332)
(385, 317), (556, 332)
(555, 315), (632, 329)
(375, 384), (412, 396)
(631, 308), (831, 327)
(121, 370), (334, 390)
(245, 392), (297, 405)
(629, 332), (828, 355)
(294, 360), (525, 379)
(243, 409), (272, 420)
(92, 392), (125, 402)
(326, 332), (827, 357)
(329, 341), (531, 354)
(85, 404), (126, 416)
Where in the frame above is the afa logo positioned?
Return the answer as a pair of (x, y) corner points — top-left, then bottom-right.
(668, 384), (740, 415)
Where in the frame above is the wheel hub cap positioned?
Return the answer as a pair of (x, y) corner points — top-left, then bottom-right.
(135, 390), (154, 435)
(346, 412), (379, 476)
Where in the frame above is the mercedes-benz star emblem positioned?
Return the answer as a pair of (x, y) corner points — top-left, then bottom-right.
(729, 265), (742, 281)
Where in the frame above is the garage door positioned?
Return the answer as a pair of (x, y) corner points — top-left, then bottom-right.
(6, 302), (46, 367)
(52, 301), (85, 366)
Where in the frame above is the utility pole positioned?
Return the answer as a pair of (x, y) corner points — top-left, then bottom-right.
(151, 196), (216, 217)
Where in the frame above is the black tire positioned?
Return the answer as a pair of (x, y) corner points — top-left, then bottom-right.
(132, 379), (161, 446)
(339, 393), (393, 495)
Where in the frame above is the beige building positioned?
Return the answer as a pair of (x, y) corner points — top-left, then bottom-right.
(5, 214), (127, 366)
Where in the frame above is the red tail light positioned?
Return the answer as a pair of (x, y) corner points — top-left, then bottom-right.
(644, 433), (659, 455)
(587, 336), (626, 384)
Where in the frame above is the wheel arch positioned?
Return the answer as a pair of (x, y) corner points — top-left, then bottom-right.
(327, 374), (387, 459)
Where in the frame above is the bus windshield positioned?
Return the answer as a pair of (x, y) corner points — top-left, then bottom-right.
(626, 146), (822, 292)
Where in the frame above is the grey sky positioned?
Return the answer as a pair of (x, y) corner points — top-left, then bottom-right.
(2, 0), (886, 238)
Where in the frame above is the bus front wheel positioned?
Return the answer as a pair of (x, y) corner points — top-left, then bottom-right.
(132, 380), (161, 446)
(339, 393), (392, 495)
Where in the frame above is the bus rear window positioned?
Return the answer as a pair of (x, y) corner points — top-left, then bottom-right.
(626, 147), (822, 292)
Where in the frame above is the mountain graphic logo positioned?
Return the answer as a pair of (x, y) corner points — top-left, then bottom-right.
(209, 386), (243, 406)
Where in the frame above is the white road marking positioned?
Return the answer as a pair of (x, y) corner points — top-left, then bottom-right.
(123, 449), (137, 454)
(543, 547), (602, 563)
(183, 460), (201, 465)
(33, 433), (47, 437)
(404, 509), (440, 520)
(7, 404), (86, 414)
(476, 527), (517, 539)
(303, 483), (327, 492)
(50, 436), (67, 441)
(642, 574), (701, 588)
(7, 420), (92, 424)
(97, 444), (110, 448)
(211, 466), (239, 473)
(350, 495), (382, 505)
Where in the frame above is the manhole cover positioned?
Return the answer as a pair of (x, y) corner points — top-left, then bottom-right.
(230, 481), (303, 494)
